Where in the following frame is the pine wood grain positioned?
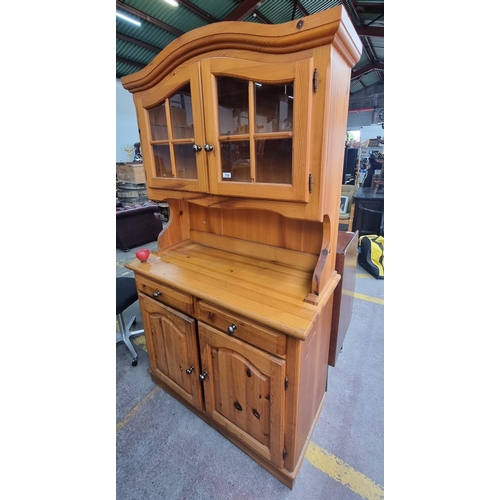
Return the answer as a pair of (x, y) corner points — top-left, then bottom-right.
(125, 240), (332, 340)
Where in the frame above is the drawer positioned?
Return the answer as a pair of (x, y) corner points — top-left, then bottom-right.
(196, 301), (286, 358)
(135, 275), (193, 315)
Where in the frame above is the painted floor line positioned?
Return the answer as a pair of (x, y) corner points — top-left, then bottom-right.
(116, 371), (383, 499)
(342, 290), (384, 304)
(306, 441), (384, 500)
(116, 386), (160, 433)
(354, 291), (384, 305)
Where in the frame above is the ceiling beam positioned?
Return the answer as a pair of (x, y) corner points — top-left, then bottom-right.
(224, 0), (267, 21)
(351, 62), (384, 79)
(355, 3), (384, 15)
(117, 56), (146, 69)
(116, 33), (162, 53)
(357, 26), (383, 38)
(291, 0), (309, 20)
(116, 0), (184, 37)
(176, 0), (219, 23)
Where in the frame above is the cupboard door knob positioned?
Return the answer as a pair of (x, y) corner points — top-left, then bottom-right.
(186, 366), (194, 374)
(199, 372), (208, 381)
(227, 324), (237, 335)
(193, 144), (202, 153)
(204, 144), (214, 152)
(153, 290), (162, 297)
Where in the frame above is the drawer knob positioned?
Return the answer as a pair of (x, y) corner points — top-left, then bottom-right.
(192, 144), (202, 153)
(153, 290), (162, 297)
(204, 144), (214, 152)
(186, 366), (194, 374)
(199, 372), (208, 381)
(227, 324), (237, 335)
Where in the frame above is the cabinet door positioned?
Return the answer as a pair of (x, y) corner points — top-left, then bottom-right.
(198, 322), (286, 468)
(139, 294), (203, 411)
(200, 57), (313, 202)
(136, 63), (209, 193)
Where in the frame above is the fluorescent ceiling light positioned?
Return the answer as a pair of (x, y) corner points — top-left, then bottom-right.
(116, 12), (141, 26)
(165, 0), (179, 6)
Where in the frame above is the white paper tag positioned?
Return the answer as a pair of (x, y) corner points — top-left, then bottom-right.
(222, 172), (231, 179)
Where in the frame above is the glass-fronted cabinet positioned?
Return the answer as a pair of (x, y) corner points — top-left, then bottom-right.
(202, 57), (312, 201)
(136, 57), (313, 202)
(138, 64), (209, 193)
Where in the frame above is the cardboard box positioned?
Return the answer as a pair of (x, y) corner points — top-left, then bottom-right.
(116, 163), (146, 184)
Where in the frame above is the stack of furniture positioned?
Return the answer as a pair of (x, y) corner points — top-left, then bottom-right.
(120, 6), (361, 490)
(116, 162), (148, 206)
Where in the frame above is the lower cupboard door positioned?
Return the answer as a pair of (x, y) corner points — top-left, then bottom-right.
(140, 294), (203, 411)
(198, 322), (286, 468)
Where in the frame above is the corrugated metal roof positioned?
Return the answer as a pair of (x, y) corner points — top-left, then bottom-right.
(116, 0), (383, 101)
(189, 0), (240, 21)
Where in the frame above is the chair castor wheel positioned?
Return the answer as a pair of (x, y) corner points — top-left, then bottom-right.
(132, 358), (138, 366)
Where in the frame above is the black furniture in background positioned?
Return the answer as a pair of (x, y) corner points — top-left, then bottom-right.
(116, 277), (144, 366)
(342, 147), (358, 184)
(352, 187), (384, 236)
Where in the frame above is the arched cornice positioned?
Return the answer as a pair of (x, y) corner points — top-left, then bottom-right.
(121, 5), (362, 94)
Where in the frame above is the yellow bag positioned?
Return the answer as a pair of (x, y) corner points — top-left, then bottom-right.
(358, 235), (384, 279)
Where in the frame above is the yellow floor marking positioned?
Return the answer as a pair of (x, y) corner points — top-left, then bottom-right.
(133, 334), (147, 352)
(354, 291), (383, 305)
(116, 386), (160, 433)
(356, 273), (373, 278)
(341, 290), (384, 304)
(306, 441), (384, 500)
(117, 384), (383, 498)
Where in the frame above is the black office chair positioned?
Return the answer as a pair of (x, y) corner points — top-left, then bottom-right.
(116, 277), (144, 366)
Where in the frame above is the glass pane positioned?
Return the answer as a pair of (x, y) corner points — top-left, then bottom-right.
(149, 103), (169, 140)
(169, 84), (194, 139)
(174, 144), (198, 179)
(220, 140), (251, 182)
(255, 82), (294, 133)
(217, 77), (249, 135)
(255, 139), (292, 184)
(152, 145), (173, 177)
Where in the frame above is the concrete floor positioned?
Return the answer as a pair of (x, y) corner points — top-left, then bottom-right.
(116, 237), (384, 500)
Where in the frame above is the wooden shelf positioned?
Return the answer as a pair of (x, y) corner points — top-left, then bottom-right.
(125, 239), (337, 340)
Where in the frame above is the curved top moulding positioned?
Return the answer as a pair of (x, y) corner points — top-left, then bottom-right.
(121, 5), (362, 94)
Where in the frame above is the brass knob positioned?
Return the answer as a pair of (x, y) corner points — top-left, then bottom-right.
(204, 144), (214, 152)
(193, 144), (202, 153)
(227, 324), (237, 335)
(199, 372), (208, 381)
(153, 290), (162, 297)
(186, 366), (194, 374)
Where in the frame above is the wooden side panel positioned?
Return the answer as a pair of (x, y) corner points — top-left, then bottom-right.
(157, 199), (191, 251)
(285, 295), (334, 470)
(318, 47), (355, 283)
(297, 297), (333, 445)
